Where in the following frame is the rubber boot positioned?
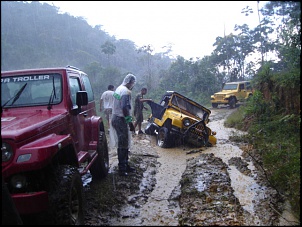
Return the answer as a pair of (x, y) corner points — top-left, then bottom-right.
(125, 149), (136, 173)
(117, 148), (128, 176)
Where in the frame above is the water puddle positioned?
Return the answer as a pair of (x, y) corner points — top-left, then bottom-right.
(92, 108), (299, 225)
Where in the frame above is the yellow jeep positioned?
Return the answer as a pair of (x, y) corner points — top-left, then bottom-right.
(145, 91), (217, 148)
(210, 81), (254, 108)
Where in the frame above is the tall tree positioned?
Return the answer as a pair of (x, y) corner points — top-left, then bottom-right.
(101, 41), (116, 66)
(137, 44), (154, 89)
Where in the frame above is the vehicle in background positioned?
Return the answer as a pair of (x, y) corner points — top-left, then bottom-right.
(210, 81), (254, 108)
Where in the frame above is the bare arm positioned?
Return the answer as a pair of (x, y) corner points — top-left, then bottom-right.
(140, 98), (152, 102)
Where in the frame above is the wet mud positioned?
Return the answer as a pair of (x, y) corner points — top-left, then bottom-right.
(82, 107), (299, 226)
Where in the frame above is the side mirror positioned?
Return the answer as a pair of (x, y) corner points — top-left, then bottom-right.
(76, 91), (88, 106)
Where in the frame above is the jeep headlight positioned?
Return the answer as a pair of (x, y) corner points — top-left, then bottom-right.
(183, 118), (191, 127)
(2, 142), (13, 162)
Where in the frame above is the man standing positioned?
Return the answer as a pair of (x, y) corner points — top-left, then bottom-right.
(111, 74), (136, 176)
(100, 85), (115, 131)
(133, 87), (152, 134)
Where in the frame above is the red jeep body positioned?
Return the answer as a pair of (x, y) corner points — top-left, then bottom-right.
(1, 66), (109, 224)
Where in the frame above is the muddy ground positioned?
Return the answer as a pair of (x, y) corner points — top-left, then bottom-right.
(82, 107), (299, 226)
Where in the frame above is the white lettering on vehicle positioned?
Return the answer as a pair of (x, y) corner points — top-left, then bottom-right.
(1, 75), (50, 83)
(1, 117), (16, 121)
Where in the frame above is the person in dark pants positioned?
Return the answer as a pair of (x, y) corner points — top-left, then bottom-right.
(111, 74), (136, 176)
(133, 87), (152, 134)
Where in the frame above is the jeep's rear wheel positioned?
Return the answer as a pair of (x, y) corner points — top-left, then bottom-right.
(212, 103), (218, 108)
(90, 131), (109, 180)
(229, 97), (236, 109)
(157, 127), (171, 148)
(48, 165), (84, 225)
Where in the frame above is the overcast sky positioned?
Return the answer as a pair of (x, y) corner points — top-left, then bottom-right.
(41, 1), (267, 60)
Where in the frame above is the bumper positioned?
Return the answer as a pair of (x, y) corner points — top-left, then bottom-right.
(209, 135), (217, 145)
(211, 100), (229, 105)
(12, 191), (49, 214)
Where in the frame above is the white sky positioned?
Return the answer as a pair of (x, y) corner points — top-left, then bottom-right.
(40, 1), (267, 60)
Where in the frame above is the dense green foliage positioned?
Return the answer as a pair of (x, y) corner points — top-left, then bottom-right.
(226, 94), (300, 220)
(2, 1), (300, 220)
(224, 2), (300, 219)
(2, 1), (294, 105)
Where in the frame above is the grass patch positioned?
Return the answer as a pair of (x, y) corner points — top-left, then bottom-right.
(224, 106), (246, 129)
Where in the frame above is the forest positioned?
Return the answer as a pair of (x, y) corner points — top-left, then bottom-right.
(1, 1), (300, 219)
(1, 1), (298, 106)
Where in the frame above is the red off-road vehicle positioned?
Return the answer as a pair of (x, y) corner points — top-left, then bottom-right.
(1, 66), (109, 225)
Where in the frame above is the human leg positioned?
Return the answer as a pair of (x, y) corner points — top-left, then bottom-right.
(108, 108), (112, 130)
(104, 109), (110, 129)
(133, 121), (137, 132)
(125, 149), (135, 172)
(111, 116), (130, 175)
(117, 148), (128, 175)
(137, 111), (144, 134)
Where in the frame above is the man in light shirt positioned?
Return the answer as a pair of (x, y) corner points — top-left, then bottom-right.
(100, 84), (115, 131)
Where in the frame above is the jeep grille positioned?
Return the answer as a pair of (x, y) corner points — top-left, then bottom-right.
(191, 122), (205, 136)
(215, 94), (225, 100)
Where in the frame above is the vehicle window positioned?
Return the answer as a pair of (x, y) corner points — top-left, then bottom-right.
(246, 82), (252, 90)
(171, 95), (206, 119)
(69, 77), (81, 106)
(223, 84), (238, 90)
(81, 74), (94, 102)
(160, 96), (170, 107)
(1, 73), (62, 107)
(239, 84), (244, 90)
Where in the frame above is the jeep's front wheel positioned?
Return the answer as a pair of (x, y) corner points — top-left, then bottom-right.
(90, 131), (109, 180)
(229, 97), (236, 109)
(48, 165), (84, 225)
(145, 120), (157, 135)
(157, 127), (171, 148)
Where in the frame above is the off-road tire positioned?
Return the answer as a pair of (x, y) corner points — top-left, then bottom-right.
(145, 121), (157, 135)
(157, 127), (171, 148)
(229, 97), (236, 109)
(48, 165), (84, 225)
(212, 103), (218, 108)
(90, 131), (109, 180)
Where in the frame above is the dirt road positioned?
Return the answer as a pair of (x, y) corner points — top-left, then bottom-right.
(83, 107), (299, 226)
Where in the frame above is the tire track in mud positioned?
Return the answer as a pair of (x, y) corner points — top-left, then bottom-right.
(84, 107), (299, 226)
(109, 136), (202, 226)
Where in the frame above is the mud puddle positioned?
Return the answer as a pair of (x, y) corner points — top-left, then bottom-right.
(109, 135), (202, 226)
(83, 107), (299, 226)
